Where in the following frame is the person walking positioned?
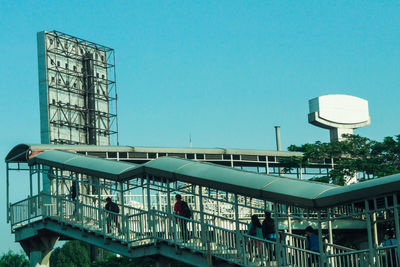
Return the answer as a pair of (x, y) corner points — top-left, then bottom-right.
(262, 211), (276, 260)
(247, 215), (264, 265)
(305, 226), (319, 266)
(174, 194), (190, 242)
(69, 180), (79, 217)
(262, 211), (276, 241)
(105, 197), (121, 234)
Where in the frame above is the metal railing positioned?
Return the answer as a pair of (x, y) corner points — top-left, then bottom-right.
(10, 193), (391, 267)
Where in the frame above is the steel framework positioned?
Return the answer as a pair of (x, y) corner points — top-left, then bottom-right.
(37, 30), (118, 145)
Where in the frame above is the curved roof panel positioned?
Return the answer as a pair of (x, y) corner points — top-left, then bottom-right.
(142, 156), (338, 207)
(24, 149), (400, 209)
(28, 150), (140, 180)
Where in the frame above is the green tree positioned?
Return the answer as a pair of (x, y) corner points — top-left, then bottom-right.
(50, 241), (90, 267)
(0, 250), (29, 267)
(285, 134), (400, 185)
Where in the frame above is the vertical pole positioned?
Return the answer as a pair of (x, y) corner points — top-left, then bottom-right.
(317, 211), (325, 267)
(6, 163), (10, 223)
(234, 194), (243, 260)
(372, 212), (379, 246)
(287, 206), (292, 235)
(328, 209), (333, 244)
(113, 49), (119, 146)
(120, 181), (125, 238)
(146, 175), (152, 240)
(157, 191), (161, 211)
(166, 179), (176, 242)
(29, 166), (33, 197)
(393, 194), (400, 263)
(56, 169), (59, 216)
(199, 186), (207, 247)
(273, 203), (283, 266)
(142, 185), (146, 210)
(37, 166), (41, 195)
(365, 200), (375, 266)
(97, 177), (102, 229)
(300, 164), (303, 180)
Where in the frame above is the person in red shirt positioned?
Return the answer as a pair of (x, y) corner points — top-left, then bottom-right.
(174, 194), (189, 242)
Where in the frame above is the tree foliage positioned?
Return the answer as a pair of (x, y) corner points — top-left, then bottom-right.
(50, 241), (90, 267)
(0, 250), (29, 267)
(285, 134), (400, 185)
(49, 240), (191, 267)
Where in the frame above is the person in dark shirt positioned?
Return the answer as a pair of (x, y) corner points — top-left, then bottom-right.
(70, 180), (78, 201)
(262, 211), (276, 241)
(174, 194), (189, 242)
(262, 211), (276, 260)
(105, 197), (120, 234)
(70, 180), (79, 217)
(305, 226), (319, 266)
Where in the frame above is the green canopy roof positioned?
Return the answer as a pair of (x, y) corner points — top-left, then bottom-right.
(28, 149), (140, 180)
(27, 149), (400, 209)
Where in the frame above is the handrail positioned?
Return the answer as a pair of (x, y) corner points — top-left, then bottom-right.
(8, 193), (387, 267)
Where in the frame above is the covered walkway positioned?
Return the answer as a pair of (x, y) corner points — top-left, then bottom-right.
(6, 148), (400, 266)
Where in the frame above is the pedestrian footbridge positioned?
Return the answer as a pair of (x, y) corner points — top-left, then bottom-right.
(5, 146), (400, 266)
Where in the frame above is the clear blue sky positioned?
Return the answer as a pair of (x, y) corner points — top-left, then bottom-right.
(0, 0), (399, 254)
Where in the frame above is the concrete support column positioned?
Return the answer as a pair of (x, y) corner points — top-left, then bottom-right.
(30, 250), (50, 267)
(20, 234), (58, 267)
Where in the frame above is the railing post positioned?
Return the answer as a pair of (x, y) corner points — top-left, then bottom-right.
(146, 175), (152, 241)
(365, 200), (375, 266)
(60, 195), (64, 223)
(80, 200), (84, 229)
(317, 211), (326, 267)
(234, 194), (244, 263)
(29, 166), (33, 197)
(328, 208), (333, 244)
(6, 163), (10, 224)
(126, 213), (131, 245)
(273, 203), (284, 266)
(199, 186), (207, 248)
(152, 209), (157, 244)
(56, 169), (59, 216)
(97, 178), (102, 229)
(393, 194), (400, 265)
(37, 165), (41, 197)
(166, 179), (176, 243)
(28, 166), (33, 224)
(119, 181), (125, 239)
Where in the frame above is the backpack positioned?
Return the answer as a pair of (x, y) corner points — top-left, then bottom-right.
(180, 201), (192, 218)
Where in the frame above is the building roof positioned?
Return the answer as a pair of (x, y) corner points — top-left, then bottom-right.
(5, 143), (303, 163)
(25, 149), (400, 209)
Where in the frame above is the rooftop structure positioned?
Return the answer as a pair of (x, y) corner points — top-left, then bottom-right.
(308, 94), (371, 142)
